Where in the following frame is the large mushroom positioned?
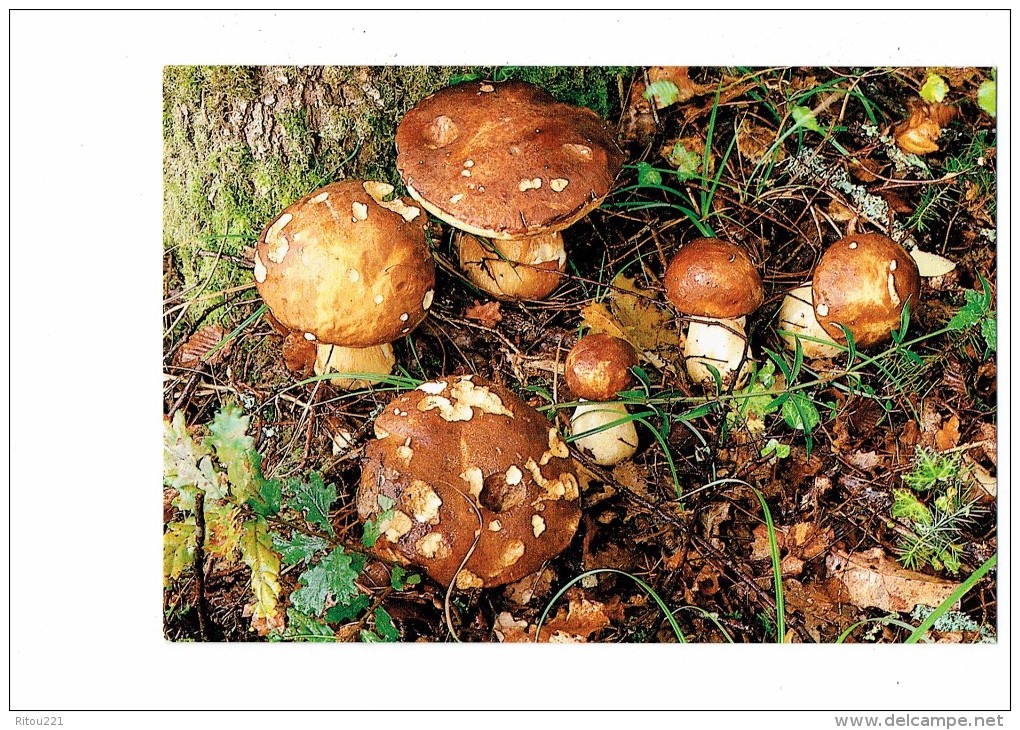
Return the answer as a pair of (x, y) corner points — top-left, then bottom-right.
(663, 237), (764, 388)
(253, 180), (436, 389)
(564, 333), (640, 466)
(357, 375), (582, 589)
(395, 80), (625, 300)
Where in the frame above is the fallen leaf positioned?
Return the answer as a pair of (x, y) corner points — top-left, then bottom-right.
(611, 461), (655, 500)
(282, 332), (316, 375)
(784, 577), (854, 642)
(736, 119), (784, 165)
(961, 454), (996, 502)
(878, 189), (914, 215)
(894, 101), (957, 155)
(975, 422), (997, 467)
(827, 199), (857, 223)
(504, 567), (556, 606)
(918, 73), (949, 104)
(647, 66), (707, 108)
(608, 275), (681, 368)
(826, 547), (960, 613)
(620, 80), (658, 146)
(700, 501), (731, 551)
(848, 157), (884, 183)
(910, 247), (957, 278)
(935, 414), (961, 451)
(464, 300), (502, 328)
(493, 593), (617, 643)
(580, 301), (629, 341)
(751, 521), (834, 573)
(846, 450), (884, 471)
(175, 325), (230, 368)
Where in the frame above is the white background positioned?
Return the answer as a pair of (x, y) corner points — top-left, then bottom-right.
(6, 8), (1012, 727)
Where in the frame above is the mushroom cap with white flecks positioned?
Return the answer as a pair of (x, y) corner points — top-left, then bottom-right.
(395, 80), (625, 240)
(254, 180), (436, 348)
(663, 238), (765, 319)
(357, 375), (581, 589)
(812, 233), (921, 349)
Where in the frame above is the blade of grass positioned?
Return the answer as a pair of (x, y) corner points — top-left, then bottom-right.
(905, 553), (996, 644)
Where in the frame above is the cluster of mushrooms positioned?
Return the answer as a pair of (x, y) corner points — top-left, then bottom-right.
(251, 79), (923, 591)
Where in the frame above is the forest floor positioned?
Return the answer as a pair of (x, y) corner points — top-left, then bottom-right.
(163, 66), (998, 643)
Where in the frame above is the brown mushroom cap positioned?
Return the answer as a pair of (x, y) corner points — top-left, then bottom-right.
(395, 80), (625, 240)
(565, 334), (637, 401)
(254, 180), (435, 348)
(812, 233), (921, 348)
(663, 238), (765, 318)
(357, 375), (581, 589)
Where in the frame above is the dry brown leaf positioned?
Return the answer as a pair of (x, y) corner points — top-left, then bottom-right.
(976, 422), (997, 467)
(736, 119), (784, 165)
(783, 577), (853, 642)
(580, 301), (629, 341)
(493, 594), (616, 643)
(504, 567), (556, 606)
(620, 80), (658, 146)
(894, 101), (957, 155)
(175, 325), (230, 368)
(826, 548), (960, 613)
(848, 157), (884, 183)
(878, 189), (914, 215)
(827, 199), (857, 223)
(464, 299), (502, 328)
(700, 501), (731, 551)
(249, 608), (285, 637)
(608, 275), (681, 367)
(647, 66), (707, 108)
(611, 461), (655, 500)
(935, 414), (961, 451)
(846, 450), (884, 471)
(282, 332), (316, 375)
(961, 454), (996, 503)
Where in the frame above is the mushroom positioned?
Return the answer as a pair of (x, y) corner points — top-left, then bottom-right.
(357, 375), (582, 589)
(253, 180), (436, 389)
(811, 233), (921, 348)
(564, 334), (639, 466)
(663, 237), (764, 388)
(395, 80), (625, 300)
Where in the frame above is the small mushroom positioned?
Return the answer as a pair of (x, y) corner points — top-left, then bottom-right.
(811, 233), (921, 348)
(253, 180), (435, 389)
(395, 80), (625, 301)
(564, 334), (639, 466)
(357, 375), (581, 589)
(663, 238), (764, 388)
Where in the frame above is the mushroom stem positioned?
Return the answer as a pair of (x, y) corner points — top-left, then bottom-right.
(777, 284), (842, 359)
(457, 231), (566, 301)
(684, 316), (754, 389)
(570, 400), (639, 466)
(314, 343), (396, 390)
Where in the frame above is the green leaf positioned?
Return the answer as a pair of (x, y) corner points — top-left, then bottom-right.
(947, 289), (987, 331)
(284, 609), (336, 642)
(980, 315), (997, 354)
(163, 411), (222, 507)
(290, 547), (366, 617)
(163, 518), (197, 585)
(247, 463), (281, 519)
(643, 79), (679, 108)
(760, 439), (790, 460)
(207, 403), (258, 502)
(977, 79), (996, 117)
(272, 530), (330, 566)
(790, 104), (823, 134)
(289, 472), (337, 536)
(666, 143), (701, 182)
(325, 594), (371, 624)
(782, 392), (820, 433)
(390, 565), (421, 591)
(892, 488), (932, 524)
(635, 161), (662, 187)
(919, 73), (949, 104)
(374, 606), (400, 642)
(240, 517), (282, 621)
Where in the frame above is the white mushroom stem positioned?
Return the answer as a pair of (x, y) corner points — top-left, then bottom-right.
(684, 316), (754, 389)
(570, 400), (639, 466)
(457, 231), (566, 301)
(314, 343), (396, 390)
(777, 284), (842, 359)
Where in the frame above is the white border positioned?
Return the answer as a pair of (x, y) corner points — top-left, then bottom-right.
(7, 8), (1011, 724)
